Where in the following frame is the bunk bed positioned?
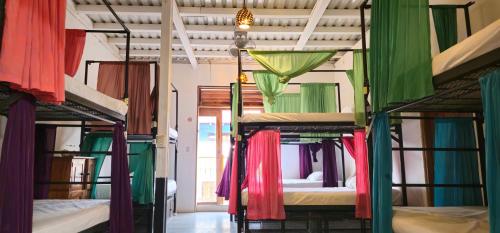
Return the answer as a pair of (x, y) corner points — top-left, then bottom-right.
(362, 1), (497, 233)
(231, 61), (373, 232)
(168, 84), (180, 218)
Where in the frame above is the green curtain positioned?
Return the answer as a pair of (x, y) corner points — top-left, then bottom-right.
(370, 0), (434, 112)
(231, 83), (239, 137)
(479, 69), (500, 233)
(129, 143), (154, 204)
(265, 93), (301, 113)
(300, 83), (337, 142)
(352, 50), (369, 126)
(433, 118), (482, 206)
(253, 71), (288, 105)
(81, 132), (113, 199)
(248, 50), (336, 83)
(346, 70), (354, 87)
(432, 6), (458, 52)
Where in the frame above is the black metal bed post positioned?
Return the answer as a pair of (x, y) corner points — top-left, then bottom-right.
(475, 113), (488, 206)
(463, 2), (474, 37)
(394, 124), (409, 206)
(237, 49), (244, 233)
(335, 83), (347, 187)
(80, 60), (92, 148)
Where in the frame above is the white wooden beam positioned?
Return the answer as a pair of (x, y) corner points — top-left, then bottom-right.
(121, 49), (344, 58)
(172, 2), (197, 68)
(75, 5), (371, 19)
(93, 23), (361, 35)
(295, 0), (331, 50)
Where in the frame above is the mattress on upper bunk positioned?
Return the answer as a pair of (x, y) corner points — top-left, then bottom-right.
(168, 179), (177, 197)
(432, 19), (500, 76)
(282, 179), (323, 188)
(393, 206), (488, 233)
(65, 77), (128, 117)
(242, 187), (402, 206)
(240, 113), (355, 124)
(33, 199), (110, 233)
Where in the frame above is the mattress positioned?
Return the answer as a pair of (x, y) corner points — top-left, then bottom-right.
(432, 19), (500, 76)
(242, 187), (402, 206)
(65, 77), (128, 116)
(240, 113), (355, 123)
(393, 206), (488, 233)
(168, 179), (177, 196)
(282, 179), (323, 188)
(33, 199), (110, 233)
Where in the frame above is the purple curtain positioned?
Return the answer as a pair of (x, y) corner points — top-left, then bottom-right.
(0, 95), (36, 233)
(309, 143), (321, 162)
(299, 145), (313, 179)
(110, 123), (134, 233)
(322, 140), (338, 187)
(216, 152), (232, 200)
(34, 125), (57, 199)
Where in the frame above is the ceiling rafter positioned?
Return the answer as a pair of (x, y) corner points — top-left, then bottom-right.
(295, 0), (331, 50)
(120, 49), (344, 59)
(172, 1), (197, 68)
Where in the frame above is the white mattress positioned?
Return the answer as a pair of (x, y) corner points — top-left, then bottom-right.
(240, 113), (355, 123)
(393, 206), (488, 233)
(169, 128), (178, 140)
(33, 199), (110, 233)
(242, 187), (402, 206)
(432, 19), (500, 76)
(168, 179), (177, 196)
(282, 179), (323, 188)
(65, 77), (128, 116)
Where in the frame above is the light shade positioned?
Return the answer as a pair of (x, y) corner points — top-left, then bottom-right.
(236, 7), (253, 30)
(239, 73), (248, 83)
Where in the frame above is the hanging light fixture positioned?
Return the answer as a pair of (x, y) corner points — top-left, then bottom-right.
(236, 0), (254, 30)
(239, 73), (248, 83)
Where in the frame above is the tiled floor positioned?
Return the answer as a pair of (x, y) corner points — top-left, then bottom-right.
(167, 212), (235, 233)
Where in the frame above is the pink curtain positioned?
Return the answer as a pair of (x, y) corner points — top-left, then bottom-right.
(65, 29), (86, 77)
(243, 130), (285, 220)
(0, 0), (66, 104)
(228, 143), (239, 215)
(341, 129), (372, 219)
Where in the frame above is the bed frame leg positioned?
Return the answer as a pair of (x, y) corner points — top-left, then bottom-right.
(244, 218), (249, 233)
(361, 218), (366, 233)
(281, 221), (286, 233)
(323, 217), (328, 233)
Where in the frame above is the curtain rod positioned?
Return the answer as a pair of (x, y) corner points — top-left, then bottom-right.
(241, 69), (348, 73)
(238, 49), (354, 53)
(363, 1), (475, 9)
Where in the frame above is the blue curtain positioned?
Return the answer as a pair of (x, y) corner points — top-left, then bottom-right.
(372, 112), (392, 233)
(480, 69), (500, 233)
(434, 118), (482, 206)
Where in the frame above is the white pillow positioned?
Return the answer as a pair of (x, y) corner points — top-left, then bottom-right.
(346, 176), (356, 189)
(306, 171), (323, 181)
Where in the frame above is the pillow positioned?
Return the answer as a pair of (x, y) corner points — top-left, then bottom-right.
(346, 176), (356, 189)
(306, 171), (323, 181)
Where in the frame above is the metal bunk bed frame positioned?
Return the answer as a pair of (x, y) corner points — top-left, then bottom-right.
(233, 48), (371, 233)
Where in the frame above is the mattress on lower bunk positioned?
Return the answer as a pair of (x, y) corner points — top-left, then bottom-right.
(282, 179), (323, 188)
(168, 179), (177, 197)
(393, 207), (488, 233)
(33, 199), (110, 233)
(242, 187), (402, 206)
(432, 19), (500, 76)
(65, 77), (128, 116)
(240, 113), (355, 124)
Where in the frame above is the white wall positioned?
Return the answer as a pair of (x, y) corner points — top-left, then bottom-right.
(171, 62), (357, 212)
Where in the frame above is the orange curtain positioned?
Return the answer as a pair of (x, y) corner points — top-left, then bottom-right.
(97, 62), (152, 134)
(65, 29), (86, 77)
(0, 0), (66, 104)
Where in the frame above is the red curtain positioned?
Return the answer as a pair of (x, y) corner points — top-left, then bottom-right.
(228, 143), (239, 215)
(0, 0), (66, 104)
(342, 129), (372, 219)
(243, 130), (285, 220)
(65, 29), (86, 77)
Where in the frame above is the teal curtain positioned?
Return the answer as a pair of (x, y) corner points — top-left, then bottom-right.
(432, 6), (458, 52)
(480, 69), (500, 233)
(81, 132), (113, 199)
(248, 50), (336, 83)
(372, 112), (392, 233)
(231, 83), (239, 137)
(253, 71), (288, 105)
(300, 83), (337, 142)
(265, 93), (301, 113)
(370, 0), (434, 112)
(433, 118), (482, 206)
(129, 143), (154, 204)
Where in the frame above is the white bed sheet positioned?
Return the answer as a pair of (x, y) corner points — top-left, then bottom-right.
(65, 77), (128, 116)
(282, 179), (323, 188)
(168, 179), (177, 196)
(33, 199), (110, 233)
(242, 187), (402, 206)
(432, 19), (500, 76)
(169, 128), (178, 140)
(393, 206), (488, 233)
(240, 113), (355, 123)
